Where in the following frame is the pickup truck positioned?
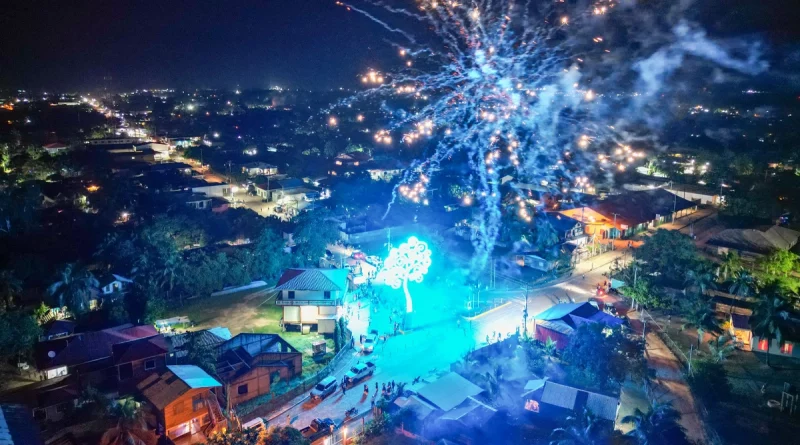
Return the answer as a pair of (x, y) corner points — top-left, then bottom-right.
(344, 361), (376, 386)
(300, 418), (337, 441)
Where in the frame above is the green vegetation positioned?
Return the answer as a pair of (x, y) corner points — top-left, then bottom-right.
(561, 323), (648, 392)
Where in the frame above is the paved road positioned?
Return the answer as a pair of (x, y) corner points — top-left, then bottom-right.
(254, 211), (715, 436)
(268, 246), (632, 432)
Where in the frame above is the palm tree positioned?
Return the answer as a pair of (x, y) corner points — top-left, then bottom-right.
(551, 408), (608, 445)
(684, 267), (717, 297)
(622, 400), (690, 445)
(728, 270), (755, 298)
(707, 335), (736, 363)
(100, 398), (156, 445)
(749, 291), (792, 366)
(0, 269), (22, 309)
(681, 297), (722, 348)
(48, 263), (99, 314)
(717, 252), (742, 282)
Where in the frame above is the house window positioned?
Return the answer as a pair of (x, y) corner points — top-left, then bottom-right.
(288, 291), (295, 299)
(33, 408), (46, 421)
(277, 290), (283, 299)
(781, 342), (794, 355)
(144, 359), (156, 370)
(758, 339), (769, 351)
(173, 402), (184, 416)
(192, 394), (204, 412)
(238, 384), (248, 395)
(324, 291), (331, 299)
(118, 363), (133, 380)
(524, 399), (540, 413)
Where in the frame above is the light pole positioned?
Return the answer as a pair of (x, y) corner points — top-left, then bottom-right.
(611, 213), (620, 239)
(522, 284), (529, 337)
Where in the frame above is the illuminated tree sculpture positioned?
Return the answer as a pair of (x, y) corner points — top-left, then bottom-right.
(380, 236), (432, 313)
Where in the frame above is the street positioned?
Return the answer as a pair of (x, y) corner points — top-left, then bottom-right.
(253, 209), (719, 440)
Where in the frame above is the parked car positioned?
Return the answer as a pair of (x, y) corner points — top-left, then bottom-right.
(274, 205), (284, 213)
(310, 376), (338, 400)
(351, 251), (367, 261)
(242, 417), (267, 433)
(301, 418), (337, 441)
(304, 191), (321, 202)
(365, 255), (382, 267)
(362, 333), (378, 353)
(344, 361), (376, 386)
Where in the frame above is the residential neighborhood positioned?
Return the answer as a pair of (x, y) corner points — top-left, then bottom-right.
(2, 2), (800, 445)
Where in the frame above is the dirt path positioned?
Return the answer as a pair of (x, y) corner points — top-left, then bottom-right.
(628, 312), (706, 443)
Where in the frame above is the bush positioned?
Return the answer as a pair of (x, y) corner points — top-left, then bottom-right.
(687, 359), (732, 406)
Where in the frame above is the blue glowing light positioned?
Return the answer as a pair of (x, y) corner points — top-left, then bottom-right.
(380, 236), (432, 313)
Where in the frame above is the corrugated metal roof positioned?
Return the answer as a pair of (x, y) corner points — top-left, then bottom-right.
(0, 404), (44, 445)
(138, 366), (220, 411)
(708, 226), (800, 255)
(416, 372), (483, 412)
(275, 268), (349, 291)
(540, 381), (618, 421)
(167, 365), (221, 389)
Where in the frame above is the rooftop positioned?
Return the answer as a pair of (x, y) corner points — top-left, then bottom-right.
(137, 365), (220, 411)
(275, 268), (349, 292)
(416, 372), (484, 412)
(36, 324), (158, 370)
(590, 189), (696, 227)
(707, 226), (800, 255)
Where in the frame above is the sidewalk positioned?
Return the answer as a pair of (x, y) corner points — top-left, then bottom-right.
(627, 310), (705, 444)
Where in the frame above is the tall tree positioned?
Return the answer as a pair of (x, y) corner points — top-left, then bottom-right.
(292, 210), (339, 267)
(185, 331), (218, 375)
(634, 229), (698, 284)
(100, 398), (155, 445)
(680, 297), (722, 348)
(683, 265), (717, 297)
(0, 269), (22, 310)
(729, 270), (755, 298)
(251, 225), (290, 282)
(0, 310), (40, 363)
(48, 263), (99, 314)
(717, 252), (742, 282)
(551, 408), (609, 445)
(749, 291), (792, 366)
(622, 400), (690, 445)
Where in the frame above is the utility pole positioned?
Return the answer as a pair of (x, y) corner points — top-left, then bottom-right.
(522, 284), (529, 337)
(612, 213), (620, 239)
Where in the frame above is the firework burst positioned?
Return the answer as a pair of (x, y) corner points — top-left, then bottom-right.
(332, 0), (766, 271)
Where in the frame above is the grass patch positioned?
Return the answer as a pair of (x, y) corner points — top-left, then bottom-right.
(167, 286), (336, 373)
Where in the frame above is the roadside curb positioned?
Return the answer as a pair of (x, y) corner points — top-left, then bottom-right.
(463, 300), (514, 321)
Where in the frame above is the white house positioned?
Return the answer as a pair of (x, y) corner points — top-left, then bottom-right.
(241, 162), (278, 177)
(97, 273), (133, 296)
(273, 269), (349, 334)
(43, 142), (68, 155)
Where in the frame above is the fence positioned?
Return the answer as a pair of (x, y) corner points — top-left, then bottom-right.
(640, 308), (691, 370)
(639, 308), (726, 445)
(247, 332), (354, 422)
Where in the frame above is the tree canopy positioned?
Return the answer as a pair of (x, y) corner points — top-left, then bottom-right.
(561, 323), (647, 391)
(634, 229), (699, 285)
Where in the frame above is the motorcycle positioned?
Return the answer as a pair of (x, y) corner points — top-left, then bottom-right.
(345, 407), (358, 418)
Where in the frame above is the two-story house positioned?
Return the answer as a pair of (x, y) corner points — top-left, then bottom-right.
(137, 365), (225, 441)
(274, 268), (349, 334)
(35, 324), (159, 382)
(214, 333), (302, 409)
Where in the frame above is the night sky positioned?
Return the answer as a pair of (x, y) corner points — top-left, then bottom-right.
(1, 0), (798, 92)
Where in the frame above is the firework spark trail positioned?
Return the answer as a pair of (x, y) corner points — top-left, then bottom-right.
(332, 0), (767, 273)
